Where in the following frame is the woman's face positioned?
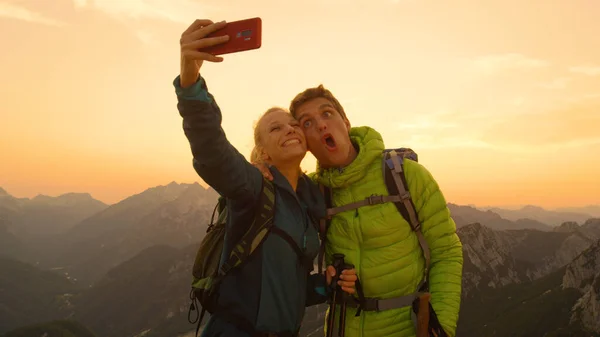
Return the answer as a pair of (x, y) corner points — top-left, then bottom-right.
(257, 109), (307, 167)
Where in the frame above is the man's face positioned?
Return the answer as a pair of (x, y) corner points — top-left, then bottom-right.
(295, 97), (353, 169)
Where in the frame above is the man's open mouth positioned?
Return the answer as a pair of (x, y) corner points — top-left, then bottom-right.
(321, 133), (337, 151)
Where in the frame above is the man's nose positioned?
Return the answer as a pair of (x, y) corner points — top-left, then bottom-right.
(316, 118), (327, 132)
(317, 120), (327, 132)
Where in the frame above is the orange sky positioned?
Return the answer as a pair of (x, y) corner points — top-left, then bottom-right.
(1, 0), (599, 208)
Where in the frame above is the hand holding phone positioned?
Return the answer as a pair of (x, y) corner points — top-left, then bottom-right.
(179, 19), (229, 88)
(178, 18), (262, 88)
(201, 17), (262, 56)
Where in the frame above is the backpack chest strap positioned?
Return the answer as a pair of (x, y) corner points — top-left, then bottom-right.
(325, 194), (409, 218)
(270, 226), (314, 271)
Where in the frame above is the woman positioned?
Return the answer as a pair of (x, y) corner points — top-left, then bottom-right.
(174, 19), (357, 337)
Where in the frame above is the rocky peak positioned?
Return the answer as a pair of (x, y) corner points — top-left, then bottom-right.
(562, 239), (600, 333)
(583, 218), (600, 227)
(563, 239), (600, 290)
(29, 192), (105, 207)
(457, 218), (600, 297)
(457, 221), (486, 236)
(522, 205), (545, 212)
(0, 187), (9, 197)
(458, 223), (528, 295)
(554, 221), (580, 233)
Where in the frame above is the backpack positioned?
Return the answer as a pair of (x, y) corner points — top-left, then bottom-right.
(187, 178), (312, 337)
(316, 148), (447, 337)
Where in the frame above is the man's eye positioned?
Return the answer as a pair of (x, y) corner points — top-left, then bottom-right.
(303, 121), (311, 128)
(323, 111), (332, 117)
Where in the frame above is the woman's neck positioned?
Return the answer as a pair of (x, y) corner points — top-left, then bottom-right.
(274, 164), (302, 191)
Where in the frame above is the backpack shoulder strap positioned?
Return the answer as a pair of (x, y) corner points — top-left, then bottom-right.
(219, 178), (276, 275)
(383, 148), (431, 290)
(206, 196), (228, 232)
(317, 183), (332, 275)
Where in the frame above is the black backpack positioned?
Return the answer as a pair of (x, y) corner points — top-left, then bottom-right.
(187, 178), (313, 336)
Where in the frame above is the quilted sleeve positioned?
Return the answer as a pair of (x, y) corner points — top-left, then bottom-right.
(173, 75), (262, 202)
(405, 159), (463, 336)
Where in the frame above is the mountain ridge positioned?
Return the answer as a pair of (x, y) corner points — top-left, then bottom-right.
(1, 183), (599, 336)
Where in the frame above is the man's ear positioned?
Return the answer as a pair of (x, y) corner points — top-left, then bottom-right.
(343, 118), (351, 131)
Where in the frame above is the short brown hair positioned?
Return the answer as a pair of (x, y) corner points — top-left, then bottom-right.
(289, 84), (347, 121)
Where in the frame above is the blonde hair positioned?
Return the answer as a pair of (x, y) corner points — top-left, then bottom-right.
(250, 107), (287, 164)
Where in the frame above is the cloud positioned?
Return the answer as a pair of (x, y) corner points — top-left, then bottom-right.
(477, 102), (600, 152)
(0, 2), (65, 26)
(134, 29), (156, 45)
(73, 0), (218, 24)
(406, 134), (600, 154)
(404, 135), (497, 150)
(565, 93), (600, 104)
(397, 100), (600, 155)
(397, 117), (458, 131)
(510, 97), (526, 106)
(473, 53), (550, 75)
(538, 77), (571, 90)
(569, 65), (600, 77)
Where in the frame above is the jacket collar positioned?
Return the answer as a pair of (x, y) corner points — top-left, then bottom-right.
(269, 166), (326, 221)
(314, 126), (385, 188)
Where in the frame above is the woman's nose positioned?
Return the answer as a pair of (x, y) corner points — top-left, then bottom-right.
(285, 124), (297, 134)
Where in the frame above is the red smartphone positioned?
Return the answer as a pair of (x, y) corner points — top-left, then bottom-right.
(201, 17), (262, 56)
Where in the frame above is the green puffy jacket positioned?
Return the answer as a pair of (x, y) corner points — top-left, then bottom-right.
(311, 126), (463, 337)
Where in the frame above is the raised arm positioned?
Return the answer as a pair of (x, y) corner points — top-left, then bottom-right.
(175, 19), (261, 201)
(405, 160), (463, 336)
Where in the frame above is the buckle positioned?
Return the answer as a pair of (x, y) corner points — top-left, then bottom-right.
(366, 195), (384, 205)
(362, 298), (380, 311)
(400, 192), (411, 200)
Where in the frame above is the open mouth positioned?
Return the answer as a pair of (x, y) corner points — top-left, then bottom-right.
(321, 133), (337, 151)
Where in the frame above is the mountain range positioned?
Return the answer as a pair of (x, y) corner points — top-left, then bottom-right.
(0, 183), (598, 337)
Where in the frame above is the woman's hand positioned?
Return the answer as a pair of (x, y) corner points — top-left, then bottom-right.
(179, 19), (230, 88)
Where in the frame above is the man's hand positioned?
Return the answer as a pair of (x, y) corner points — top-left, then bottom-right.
(179, 19), (229, 88)
(326, 265), (358, 295)
(251, 161), (274, 181)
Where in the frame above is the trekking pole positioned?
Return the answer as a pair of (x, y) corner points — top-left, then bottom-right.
(338, 262), (354, 337)
(326, 253), (345, 337)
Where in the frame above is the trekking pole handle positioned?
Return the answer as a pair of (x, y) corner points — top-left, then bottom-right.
(337, 262), (354, 282)
(328, 253), (345, 293)
(332, 253), (345, 267)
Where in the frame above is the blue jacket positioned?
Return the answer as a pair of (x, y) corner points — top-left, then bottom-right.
(174, 75), (328, 336)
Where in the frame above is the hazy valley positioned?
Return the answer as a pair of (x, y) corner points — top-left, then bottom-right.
(0, 183), (599, 337)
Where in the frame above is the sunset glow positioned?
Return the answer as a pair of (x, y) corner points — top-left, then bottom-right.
(1, 0), (598, 208)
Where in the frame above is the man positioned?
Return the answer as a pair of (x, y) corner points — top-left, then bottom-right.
(261, 85), (463, 337)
